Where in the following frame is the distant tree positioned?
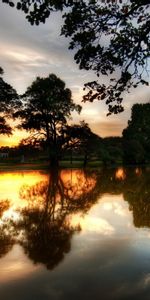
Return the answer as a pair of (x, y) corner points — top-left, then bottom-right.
(3, 0), (150, 114)
(65, 121), (102, 167)
(123, 139), (145, 164)
(101, 137), (123, 164)
(14, 74), (81, 166)
(123, 103), (150, 164)
(0, 67), (20, 135)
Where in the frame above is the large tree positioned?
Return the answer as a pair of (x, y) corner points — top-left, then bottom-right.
(2, 0), (150, 114)
(123, 103), (150, 164)
(0, 67), (20, 135)
(15, 74), (81, 166)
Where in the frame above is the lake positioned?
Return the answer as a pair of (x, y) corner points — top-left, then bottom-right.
(0, 167), (150, 300)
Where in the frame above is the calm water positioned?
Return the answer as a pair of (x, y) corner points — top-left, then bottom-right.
(0, 167), (150, 300)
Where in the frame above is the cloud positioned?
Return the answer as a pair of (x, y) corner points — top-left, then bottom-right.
(0, 1), (149, 145)
(91, 120), (126, 137)
(80, 216), (115, 235)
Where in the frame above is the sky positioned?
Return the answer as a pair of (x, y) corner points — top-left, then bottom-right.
(0, 2), (149, 147)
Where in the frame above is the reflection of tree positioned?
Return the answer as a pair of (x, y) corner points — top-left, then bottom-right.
(123, 168), (150, 228)
(0, 167), (150, 268)
(0, 200), (15, 258)
(0, 200), (10, 217)
(96, 167), (150, 229)
(17, 168), (101, 269)
(94, 168), (125, 196)
(18, 209), (76, 269)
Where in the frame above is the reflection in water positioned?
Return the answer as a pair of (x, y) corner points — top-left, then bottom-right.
(0, 168), (150, 261)
(17, 168), (100, 269)
(0, 167), (150, 299)
(0, 200), (14, 258)
(0, 199), (10, 218)
(123, 168), (150, 228)
(135, 167), (142, 176)
(0, 169), (99, 268)
(115, 167), (126, 180)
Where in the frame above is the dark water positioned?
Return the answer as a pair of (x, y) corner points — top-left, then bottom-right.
(0, 167), (150, 300)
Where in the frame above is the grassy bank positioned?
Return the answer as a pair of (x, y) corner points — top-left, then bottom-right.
(1, 159), (148, 171)
(0, 160), (105, 171)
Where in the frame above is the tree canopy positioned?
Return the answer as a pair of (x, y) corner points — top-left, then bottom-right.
(2, 0), (150, 114)
(15, 73), (81, 165)
(65, 121), (102, 166)
(0, 67), (20, 135)
(123, 103), (150, 164)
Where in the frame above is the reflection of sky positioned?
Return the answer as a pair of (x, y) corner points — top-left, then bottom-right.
(0, 170), (150, 299)
(70, 194), (138, 240)
(1, 217), (150, 300)
(0, 169), (96, 209)
(0, 171), (47, 208)
(0, 2), (149, 146)
(0, 245), (41, 283)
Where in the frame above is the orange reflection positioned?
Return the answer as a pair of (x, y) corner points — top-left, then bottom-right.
(60, 170), (96, 199)
(135, 168), (142, 176)
(0, 171), (48, 210)
(0, 170), (96, 213)
(115, 168), (126, 180)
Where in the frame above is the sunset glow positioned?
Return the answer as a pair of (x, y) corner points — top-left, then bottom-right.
(0, 1), (149, 148)
(0, 0), (150, 298)
(0, 129), (29, 147)
(0, 170), (96, 215)
(0, 171), (47, 209)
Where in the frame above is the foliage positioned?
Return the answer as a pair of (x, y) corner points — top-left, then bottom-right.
(123, 103), (150, 164)
(2, 0), (150, 114)
(123, 139), (145, 164)
(14, 73), (81, 165)
(65, 121), (102, 166)
(0, 67), (20, 135)
(63, 0), (150, 115)
(101, 137), (123, 164)
(0, 116), (12, 135)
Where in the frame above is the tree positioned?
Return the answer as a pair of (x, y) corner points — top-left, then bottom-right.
(3, 0), (150, 114)
(65, 121), (102, 167)
(0, 67), (20, 135)
(15, 74), (81, 166)
(123, 103), (150, 164)
(123, 139), (145, 164)
(101, 137), (123, 164)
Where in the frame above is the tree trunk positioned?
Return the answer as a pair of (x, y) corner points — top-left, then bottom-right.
(50, 152), (59, 168)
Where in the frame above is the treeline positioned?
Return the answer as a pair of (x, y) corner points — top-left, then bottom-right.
(0, 67), (149, 166)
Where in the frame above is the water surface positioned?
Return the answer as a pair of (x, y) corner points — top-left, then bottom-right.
(0, 167), (150, 300)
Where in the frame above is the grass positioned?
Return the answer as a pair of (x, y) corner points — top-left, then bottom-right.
(0, 162), (49, 171)
(0, 159), (124, 171)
